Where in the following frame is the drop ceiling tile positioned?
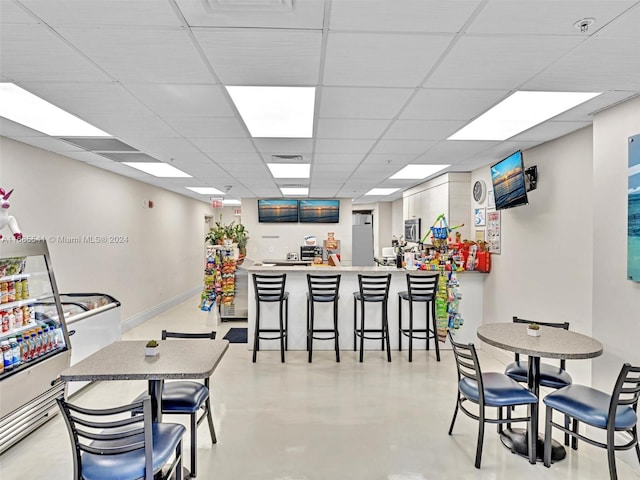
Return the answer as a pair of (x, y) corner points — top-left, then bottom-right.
(596, 4), (640, 38)
(323, 32), (453, 87)
(313, 153), (365, 165)
(524, 37), (640, 91)
(163, 117), (247, 138)
(384, 120), (466, 140)
(253, 139), (314, 155)
(88, 115), (180, 139)
(19, 0), (182, 27)
(190, 138), (257, 153)
(424, 35), (582, 89)
(0, 24), (110, 82)
(316, 119), (391, 139)
(551, 91), (637, 121)
(57, 26), (213, 83)
(128, 137), (202, 158)
(314, 139), (376, 154)
(370, 139), (435, 156)
(194, 28), (322, 85)
(311, 164), (358, 177)
(0, 1), (40, 24)
(175, 0), (325, 29)
(363, 154), (417, 166)
(18, 82), (153, 118)
(351, 164), (399, 179)
(400, 89), (508, 120)
(414, 140), (497, 164)
(330, 1), (481, 33)
(209, 152), (263, 165)
(510, 121), (591, 142)
(319, 87), (415, 119)
(467, 1), (636, 35)
(123, 84), (234, 117)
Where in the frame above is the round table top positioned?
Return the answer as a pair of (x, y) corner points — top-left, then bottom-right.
(477, 323), (603, 360)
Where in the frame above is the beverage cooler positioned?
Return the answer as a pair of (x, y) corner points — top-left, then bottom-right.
(0, 241), (120, 454)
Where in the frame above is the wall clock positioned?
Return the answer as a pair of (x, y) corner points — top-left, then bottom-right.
(472, 180), (487, 203)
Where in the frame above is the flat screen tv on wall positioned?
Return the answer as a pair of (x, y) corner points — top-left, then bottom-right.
(299, 199), (340, 223)
(257, 199), (299, 223)
(490, 150), (529, 210)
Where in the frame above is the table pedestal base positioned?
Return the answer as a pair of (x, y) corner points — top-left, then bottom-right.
(500, 428), (566, 462)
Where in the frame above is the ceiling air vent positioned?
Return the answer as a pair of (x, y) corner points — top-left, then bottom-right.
(279, 183), (307, 188)
(100, 152), (160, 163)
(271, 154), (304, 162)
(58, 137), (138, 152)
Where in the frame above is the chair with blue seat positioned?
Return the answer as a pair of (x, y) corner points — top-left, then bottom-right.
(543, 363), (640, 480)
(306, 274), (341, 363)
(504, 316), (573, 443)
(135, 330), (217, 478)
(57, 395), (185, 480)
(397, 272), (440, 362)
(448, 331), (538, 468)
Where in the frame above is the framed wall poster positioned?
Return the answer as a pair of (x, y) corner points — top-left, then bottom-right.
(474, 207), (486, 226)
(487, 210), (501, 254)
(487, 190), (496, 209)
(628, 134), (640, 281)
(475, 229), (485, 242)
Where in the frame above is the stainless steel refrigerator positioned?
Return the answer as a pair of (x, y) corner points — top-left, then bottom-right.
(352, 213), (375, 266)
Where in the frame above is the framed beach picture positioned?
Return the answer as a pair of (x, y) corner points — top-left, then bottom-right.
(628, 134), (640, 282)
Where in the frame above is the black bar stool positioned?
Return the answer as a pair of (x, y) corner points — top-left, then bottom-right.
(353, 273), (392, 363)
(252, 273), (288, 363)
(306, 274), (341, 363)
(398, 272), (440, 362)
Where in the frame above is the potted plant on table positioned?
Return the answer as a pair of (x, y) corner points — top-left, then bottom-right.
(145, 340), (159, 356)
(527, 323), (541, 337)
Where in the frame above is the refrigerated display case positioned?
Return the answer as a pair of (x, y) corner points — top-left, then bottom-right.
(40, 293), (121, 396)
(0, 240), (71, 454)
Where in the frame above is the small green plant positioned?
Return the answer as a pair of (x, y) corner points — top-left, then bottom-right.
(146, 340), (159, 348)
(528, 323), (540, 330)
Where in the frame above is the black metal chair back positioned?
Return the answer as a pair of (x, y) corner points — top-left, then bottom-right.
(449, 332), (485, 405)
(406, 273), (439, 300)
(307, 274), (341, 300)
(610, 364), (640, 426)
(57, 396), (182, 480)
(357, 274), (391, 301)
(162, 330), (216, 340)
(512, 316), (569, 369)
(253, 273), (287, 301)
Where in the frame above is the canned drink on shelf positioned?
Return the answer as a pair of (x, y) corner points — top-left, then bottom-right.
(21, 279), (29, 299)
(15, 280), (22, 300)
(7, 281), (15, 303)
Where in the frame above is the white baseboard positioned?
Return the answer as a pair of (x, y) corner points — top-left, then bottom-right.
(121, 285), (201, 333)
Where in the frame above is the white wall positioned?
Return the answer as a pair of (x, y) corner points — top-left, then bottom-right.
(592, 95), (640, 391)
(241, 198), (353, 264)
(474, 126), (595, 385)
(0, 137), (213, 323)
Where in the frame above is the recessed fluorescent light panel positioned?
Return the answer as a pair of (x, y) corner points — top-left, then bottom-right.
(0, 83), (111, 136)
(448, 91), (601, 141)
(365, 188), (400, 196)
(390, 164), (449, 180)
(226, 86), (315, 138)
(280, 187), (309, 196)
(267, 163), (310, 178)
(123, 162), (191, 178)
(186, 187), (225, 195)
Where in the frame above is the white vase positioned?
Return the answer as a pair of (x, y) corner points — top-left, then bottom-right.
(527, 329), (540, 337)
(145, 346), (159, 356)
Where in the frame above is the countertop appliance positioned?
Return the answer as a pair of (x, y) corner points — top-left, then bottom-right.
(404, 218), (421, 243)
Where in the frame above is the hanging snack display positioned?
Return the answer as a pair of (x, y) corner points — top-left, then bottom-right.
(220, 251), (237, 306)
(199, 246), (219, 312)
(200, 245), (237, 311)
